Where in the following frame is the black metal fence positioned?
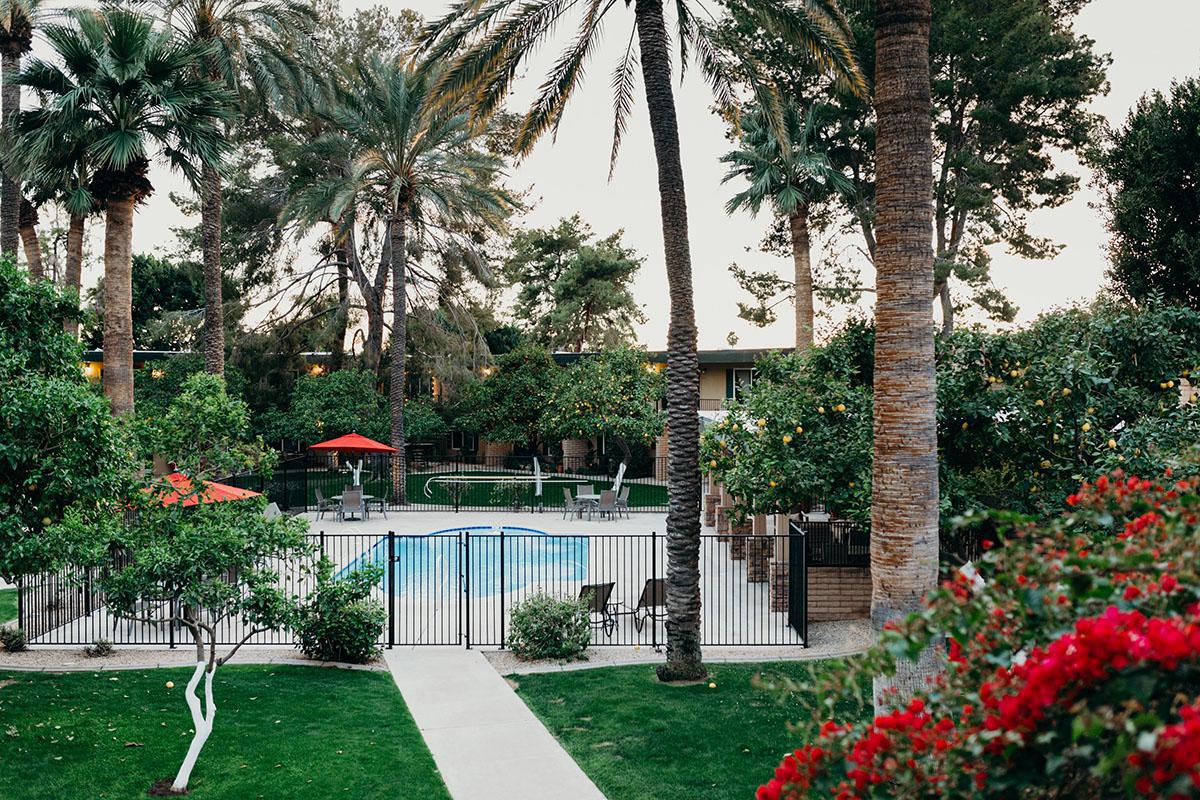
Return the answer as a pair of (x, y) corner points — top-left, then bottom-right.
(221, 453), (669, 514)
(19, 530), (808, 649)
(801, 519), (870, 567)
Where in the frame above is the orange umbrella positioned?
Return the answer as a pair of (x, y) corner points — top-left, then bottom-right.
(157, 472), (262, 507)
(307, 432), (397, 454)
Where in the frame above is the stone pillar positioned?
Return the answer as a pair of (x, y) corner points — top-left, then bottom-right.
(770, 513), (791, 611)
(746, 513), (770, 582)
(704, 493), (720, 528)
(654, 430), (668, 481)
(561, 438), (589, 472)
(716, 505), (732, 540)
(729, 517), (751, 560)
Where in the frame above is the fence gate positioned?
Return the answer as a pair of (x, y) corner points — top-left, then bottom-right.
(387, 533), (464, 646)
(787, 522), (809, 643)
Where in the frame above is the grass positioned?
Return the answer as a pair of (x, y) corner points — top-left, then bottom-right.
(511, 660), (870, 800)
(0, 588), (15, 624)
(0, 664), (450, 800)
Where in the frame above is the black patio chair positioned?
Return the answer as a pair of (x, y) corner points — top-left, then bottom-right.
(621, 578), (666, 632)
(578, 581), (616, 637)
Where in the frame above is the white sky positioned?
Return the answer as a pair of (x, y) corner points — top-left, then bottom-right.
(59, 0), (1200, 351)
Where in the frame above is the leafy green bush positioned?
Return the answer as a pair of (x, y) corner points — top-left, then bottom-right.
(0, 627), (27, 652)
(84, 637), (114, 658)
(294, 557), (385, 664)
(507, 592), (590, 661)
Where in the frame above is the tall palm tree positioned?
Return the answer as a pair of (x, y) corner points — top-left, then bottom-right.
(14, 7), (231, 415)
(870, 0), (940, 707)
(0, 0), (44, 263)
(150, 0), (315, 378)
(722, 103), (853, 351)
(285, 57), (515, 500)
(422, 0), (864, 681)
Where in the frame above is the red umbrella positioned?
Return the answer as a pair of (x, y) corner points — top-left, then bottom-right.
(307, 432), (397, 454)
(157, 472), (262, 507)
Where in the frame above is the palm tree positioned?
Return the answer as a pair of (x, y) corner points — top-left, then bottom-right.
(870, 0), (940, 707)
(14, 7), (230, 416)
(422, 0), (864, 681)
(285, 57), (514, 501)
(0, 0), (44, 262)
(722, 103), (853, 351)
(150, 0), (315, 378)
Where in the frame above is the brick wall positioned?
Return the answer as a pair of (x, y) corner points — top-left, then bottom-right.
(807, 566), (871, 621)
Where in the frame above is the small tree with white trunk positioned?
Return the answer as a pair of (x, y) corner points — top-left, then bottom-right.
(67, 373), (310, 793)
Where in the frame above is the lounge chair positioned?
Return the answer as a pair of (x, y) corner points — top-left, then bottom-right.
(338, 488), (367, 522)
(315, 488), (335, 520)
(591, 489), (617, 521)
(561, 487), (585, 519)
(615, 487), (631, 518)
(622, 578), (666, 632)
(366, 486), (389, 519)
(578, 582), (616, 636)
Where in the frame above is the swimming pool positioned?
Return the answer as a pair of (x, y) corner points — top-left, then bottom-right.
(339, 526), (590, 597)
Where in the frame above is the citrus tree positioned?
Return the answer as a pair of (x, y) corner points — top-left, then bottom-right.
(0, 258), (127, 580)
(541, 348), (664, 463)
(454, 345), (559, 447)
(56, 373), (309, 793)
(704, 301), (1200, 530)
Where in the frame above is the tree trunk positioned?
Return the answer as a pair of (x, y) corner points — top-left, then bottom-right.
(18, 199), (41, 280)
(871, 0), (940, 709)
(1, 51), (20, 260)
(201, 162), (224, 376)
(172, 618), (216, 791)
(103, 196), (136, 416)
(331, 232), (350, 370)
(389, 209), (408, 505)
(790, 206), (814, 351)
(937, 280), (953, 335)
(62, 213), (85, 338)
(363, 295), (384, 372)
(636, 0), (705, 683)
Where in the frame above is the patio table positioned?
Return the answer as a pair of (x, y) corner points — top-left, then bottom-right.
(331, 494), (375, 502)
(573, 493), (600, 519)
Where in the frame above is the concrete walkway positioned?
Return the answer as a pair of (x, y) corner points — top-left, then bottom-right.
(384, 647), (605, 800)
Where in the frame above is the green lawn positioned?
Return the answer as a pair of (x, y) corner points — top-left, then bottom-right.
(0, 588), (15, 624)
(0, 664), (449, 800)
(511, 661), (870, 800)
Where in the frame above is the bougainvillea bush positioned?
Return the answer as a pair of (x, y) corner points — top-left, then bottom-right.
(758, 472), (1200, 799)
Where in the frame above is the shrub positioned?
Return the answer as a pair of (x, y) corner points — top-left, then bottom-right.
(0, 627), (27, 652)
(507, 592), (590, 661)
(294, 557), (385, 664)
(757, 471), (1200, 799)
(84, 638), (114, 658)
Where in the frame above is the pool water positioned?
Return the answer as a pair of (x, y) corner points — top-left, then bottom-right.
(340, 526), (589, 597)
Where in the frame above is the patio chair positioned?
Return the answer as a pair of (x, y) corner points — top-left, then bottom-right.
(263, 502), (282, 519)
(615, 487), (631, 518)
(621, 578), (666, 632)
(561, 487), (584, 519)
(590, 489), (617, 521)
(578, 582), (616, 636)
(366, 486), (389, 519)
(338, 488), (367, 522)
(314, 488), (335, 521)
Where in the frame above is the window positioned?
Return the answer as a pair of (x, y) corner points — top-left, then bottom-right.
(727, 367), (756, 399)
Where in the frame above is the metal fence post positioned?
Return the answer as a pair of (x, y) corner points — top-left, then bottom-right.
(169, 597), (176, 650)
(499, 529), (506, 649)
(651, 530), (658, 651)
(387, 531), (396, 649)
(464, 531), (472, 649)
(16, 577), (22, 631)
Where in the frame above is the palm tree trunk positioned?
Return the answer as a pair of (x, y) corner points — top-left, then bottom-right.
(18, 199), (41, 280)
(62, 213), (85, 337)
(790, 206), (814, 351)
(103, 196), (136, 416)
(1, 50), (21, 260)
(635, 0), (705, 683)
(201, 162), (224, 376)
(389, 209), (408, 506)
(871, 0), (940, 708)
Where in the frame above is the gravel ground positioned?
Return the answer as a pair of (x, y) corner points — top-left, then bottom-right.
(0, 645), (385, 673)
(483, 618), (873, 675)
